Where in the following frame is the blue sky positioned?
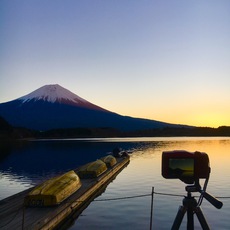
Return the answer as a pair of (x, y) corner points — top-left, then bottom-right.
(1, 0), (230, 127)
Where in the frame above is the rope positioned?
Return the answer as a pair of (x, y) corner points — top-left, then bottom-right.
(216, 196), (230, 199)
(94, 193), (151, 202)
(153, 191), (184, 197)
(1, 189), (230, 228)
(84, 191), (230, 202)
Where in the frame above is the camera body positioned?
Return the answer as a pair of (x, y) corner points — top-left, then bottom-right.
(162, 150), (210, 184)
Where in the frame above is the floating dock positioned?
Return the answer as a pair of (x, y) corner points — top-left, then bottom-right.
(0, 155), (130, 230)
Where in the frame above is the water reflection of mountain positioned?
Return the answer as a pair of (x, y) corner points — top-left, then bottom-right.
(0, 140), (141, 184)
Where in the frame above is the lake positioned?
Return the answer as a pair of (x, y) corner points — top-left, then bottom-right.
(0, 137), (229, 229)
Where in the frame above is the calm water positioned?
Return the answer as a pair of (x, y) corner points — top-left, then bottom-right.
(0, 137), (230, 229)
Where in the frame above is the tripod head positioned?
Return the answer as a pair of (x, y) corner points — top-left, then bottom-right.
(185, 179), (223, 209)
(172, 179), (223, 230)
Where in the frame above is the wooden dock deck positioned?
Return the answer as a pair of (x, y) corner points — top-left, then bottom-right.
(0, 156), (130, 230)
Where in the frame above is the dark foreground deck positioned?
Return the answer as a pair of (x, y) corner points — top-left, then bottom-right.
(0, 156), (130, 230)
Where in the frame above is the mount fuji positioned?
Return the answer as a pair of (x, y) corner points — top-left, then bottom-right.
(0, 84), (185, 131)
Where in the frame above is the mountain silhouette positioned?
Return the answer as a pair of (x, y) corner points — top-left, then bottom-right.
(0, 84), (187, 131)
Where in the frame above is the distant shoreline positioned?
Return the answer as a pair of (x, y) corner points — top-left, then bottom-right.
(1, 126), (230, 140)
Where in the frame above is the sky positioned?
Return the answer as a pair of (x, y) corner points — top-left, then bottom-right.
(1, 0), (230, 128)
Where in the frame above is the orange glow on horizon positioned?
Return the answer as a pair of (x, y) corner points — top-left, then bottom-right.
(119, 107), (230, 128)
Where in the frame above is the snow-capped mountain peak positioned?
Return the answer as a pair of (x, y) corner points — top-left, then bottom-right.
(19, 84), (86, 103)
(18, 84), (107, 111)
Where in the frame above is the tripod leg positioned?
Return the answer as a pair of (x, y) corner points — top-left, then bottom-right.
(171, 206), (187, 230)
(194, 206), (210, 230)
(187, 205), (194, 230)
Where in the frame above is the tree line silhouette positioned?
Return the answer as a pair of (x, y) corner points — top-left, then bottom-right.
(1, 116), (230, 139)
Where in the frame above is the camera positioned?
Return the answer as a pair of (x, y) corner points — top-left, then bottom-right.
(162, 150), (210, 184)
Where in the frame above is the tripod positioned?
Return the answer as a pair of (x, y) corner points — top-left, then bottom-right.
(172, 190), (209, 230)
(171, 182), (223, 230)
